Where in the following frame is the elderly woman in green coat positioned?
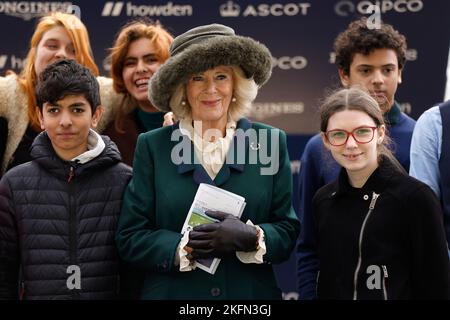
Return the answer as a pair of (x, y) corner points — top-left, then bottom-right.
(116, 23), (300, 300)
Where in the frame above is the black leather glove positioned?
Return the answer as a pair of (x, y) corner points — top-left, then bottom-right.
(187, 211), (258, 259)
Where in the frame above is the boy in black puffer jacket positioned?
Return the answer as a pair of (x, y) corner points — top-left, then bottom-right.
(0, 60), (132, 299)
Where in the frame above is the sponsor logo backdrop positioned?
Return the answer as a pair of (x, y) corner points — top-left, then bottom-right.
(1, 0), (449, 299)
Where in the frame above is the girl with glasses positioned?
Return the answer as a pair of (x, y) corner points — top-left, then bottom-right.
(311, 87), (450, 299)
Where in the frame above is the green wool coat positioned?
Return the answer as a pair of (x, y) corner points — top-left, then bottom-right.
(116, 118), (300, 299)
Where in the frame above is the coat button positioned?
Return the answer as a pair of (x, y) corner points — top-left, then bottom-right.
(211, 287), (221, 297)
(363, 195), (369, 200)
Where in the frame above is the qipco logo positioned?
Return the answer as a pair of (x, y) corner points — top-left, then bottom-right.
(335, 0), (424, 17)
(272, 56), (308, 70)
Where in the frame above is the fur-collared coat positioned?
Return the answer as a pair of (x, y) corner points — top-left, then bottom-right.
(0, 74), (121, 175)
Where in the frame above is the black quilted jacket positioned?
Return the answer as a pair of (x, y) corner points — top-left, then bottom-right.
(0, 132), (132, 299)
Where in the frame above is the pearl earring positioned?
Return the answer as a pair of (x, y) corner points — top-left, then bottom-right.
(378, 137), (383, 144)
(181, 101), (186, 106)
(231, 97), (237, 102)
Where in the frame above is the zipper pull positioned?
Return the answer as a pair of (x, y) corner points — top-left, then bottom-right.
(369, 192), (380, 209)
(382, 265), (388, 278)
(67, 166), (74, 183)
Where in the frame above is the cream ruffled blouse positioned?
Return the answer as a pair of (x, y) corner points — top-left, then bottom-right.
(179, 118), (236, 179)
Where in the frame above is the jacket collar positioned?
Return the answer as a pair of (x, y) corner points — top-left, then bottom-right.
(335, 155), (399, 197)
(174, 118), (251, 186)
(30, 131), (121, 180)
(384, 101), (401, 126)
(71, 129), (105, 164)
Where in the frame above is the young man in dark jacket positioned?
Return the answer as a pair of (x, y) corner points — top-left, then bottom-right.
(0, 60), (132, 299)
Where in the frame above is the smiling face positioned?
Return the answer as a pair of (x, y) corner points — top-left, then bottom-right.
(322, 109), (385, 181)
(34, 26), (76, 76)
(339, 48), (402, 114)
(38, 94), (102, 161)
(122, 37), (162, 112)
(186, 65), (234, 131)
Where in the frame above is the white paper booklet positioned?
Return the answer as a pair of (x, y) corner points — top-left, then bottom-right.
(181, 183), (246, 274)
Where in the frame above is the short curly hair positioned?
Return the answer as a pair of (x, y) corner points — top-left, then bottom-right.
(334, 18), (407, 76)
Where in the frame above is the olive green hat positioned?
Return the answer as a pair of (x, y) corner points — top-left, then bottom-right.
(149, 23), (273, 112)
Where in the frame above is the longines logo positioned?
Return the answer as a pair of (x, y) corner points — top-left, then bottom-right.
(220, 1), (311, 17)
(334, 0), (423, 17)
(101, 1), (193, 17)
(0, 1), (73, 21)
(0, 54), (26, 70)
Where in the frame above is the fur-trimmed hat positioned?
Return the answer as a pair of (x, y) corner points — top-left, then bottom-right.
(149, 23), (273, 112)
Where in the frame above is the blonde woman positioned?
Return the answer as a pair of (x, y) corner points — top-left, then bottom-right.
(0, 12), (120, 177)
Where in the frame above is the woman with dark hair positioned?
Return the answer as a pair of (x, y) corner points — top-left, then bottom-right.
(312, 87), (449, 299)
(103, 20), (173, 166)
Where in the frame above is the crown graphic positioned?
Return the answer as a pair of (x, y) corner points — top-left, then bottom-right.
(220, 1), (240, 17)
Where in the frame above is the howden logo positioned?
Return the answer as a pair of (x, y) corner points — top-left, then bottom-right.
(101, 1), (192, 17)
